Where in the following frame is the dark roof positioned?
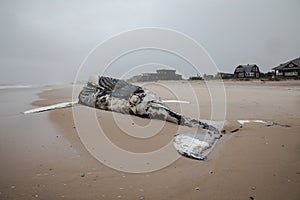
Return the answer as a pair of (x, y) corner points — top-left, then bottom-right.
(236, 64), (258, 73)
(272, 57), (300, 70)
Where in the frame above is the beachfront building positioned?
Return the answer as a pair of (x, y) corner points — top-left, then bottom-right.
(234, 64), (260, 78)
(128, 69), (182, 82)
(272, 57), (300, 77)
(156, 69), (182, 80)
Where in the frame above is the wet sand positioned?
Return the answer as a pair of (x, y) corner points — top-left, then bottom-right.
(0, 80), (299, 199)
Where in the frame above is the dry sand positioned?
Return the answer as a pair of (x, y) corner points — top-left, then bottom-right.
(0, 80), (299, 199)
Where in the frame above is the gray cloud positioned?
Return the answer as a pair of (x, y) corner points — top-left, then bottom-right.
(0, 0), (299, 84)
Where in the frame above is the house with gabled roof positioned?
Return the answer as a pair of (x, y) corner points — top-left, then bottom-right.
(234, 64), (260, 78)
(272, 57), (300, 77)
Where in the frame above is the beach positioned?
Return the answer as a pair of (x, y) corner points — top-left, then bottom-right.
(0, 80), (299, 200)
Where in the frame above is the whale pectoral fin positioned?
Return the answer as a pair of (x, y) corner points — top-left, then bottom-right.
(23, 101), (78, 114)
(161, 100), (190, 104)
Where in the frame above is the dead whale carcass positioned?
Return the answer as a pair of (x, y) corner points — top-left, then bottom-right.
(77, 76), (222, 160)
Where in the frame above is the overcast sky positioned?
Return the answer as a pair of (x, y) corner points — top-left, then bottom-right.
(0, 0), (299, 84)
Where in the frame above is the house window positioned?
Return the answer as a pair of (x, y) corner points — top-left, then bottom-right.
(285, 71), (298, 76)
(245, 72), (254, 77)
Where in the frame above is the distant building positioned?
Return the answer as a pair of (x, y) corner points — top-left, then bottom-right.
(272, 57), (300, 77)
(234, 64), (260, 78)
(203, 74), (214, 80)
(215, 72), (234, 79)
(128, 69), (182, 82)
(156, 69), (182, 80)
